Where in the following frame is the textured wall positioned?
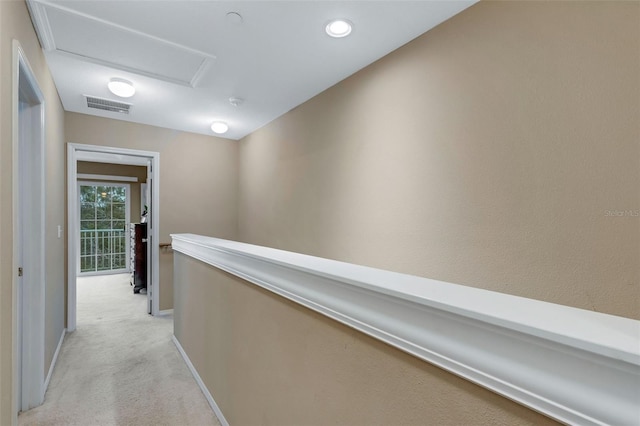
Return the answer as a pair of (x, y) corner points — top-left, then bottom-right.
(66, 113), (239, 310)
(174, 253), (558, 425)
(239, 1), (640, 320)
(220, 1), (639, 423)
(0, 0), (66, 423)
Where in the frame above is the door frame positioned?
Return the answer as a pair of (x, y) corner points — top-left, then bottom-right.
(12, 40), (46, 415)
(67, 144), (160, 331)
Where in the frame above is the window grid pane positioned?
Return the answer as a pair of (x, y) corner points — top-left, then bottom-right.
(79, 184), (128, 273)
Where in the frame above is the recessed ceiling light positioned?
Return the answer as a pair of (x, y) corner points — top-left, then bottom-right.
(211, 122), (229, 134)
(108, 78), (135, 98)
(326, 19), (352, 38)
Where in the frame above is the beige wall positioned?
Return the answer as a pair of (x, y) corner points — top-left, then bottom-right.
(0, 0), (66, 424)
(239, 1), (640, 320)
(77, 162), (147, 223)
(174, 253), (558, 425)
(1, 0), (637, 424)
(0, 0), (4, 415)
(66, 113), (239, 310)
(202, 1), (639, 423)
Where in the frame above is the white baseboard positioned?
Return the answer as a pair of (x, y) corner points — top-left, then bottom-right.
(43, 328), (66, 397)
(157, 309), (173, 316)
(172, 335), (229, 426)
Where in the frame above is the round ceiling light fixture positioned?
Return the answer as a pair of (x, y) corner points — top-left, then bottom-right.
(108, 78), (135, 98)
(325, 19), (352, 38)
(211, 121), (229, 134)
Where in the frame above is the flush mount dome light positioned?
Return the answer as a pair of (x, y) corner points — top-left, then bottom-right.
(326, 19), (352, 38)
(108, 78), (135, 98)
(211, 121), (229, 134)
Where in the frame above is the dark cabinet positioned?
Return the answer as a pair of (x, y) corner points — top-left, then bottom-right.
(131, 223), (147, 293)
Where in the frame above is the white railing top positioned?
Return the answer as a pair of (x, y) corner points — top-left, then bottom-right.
(171, 233), (640, 425)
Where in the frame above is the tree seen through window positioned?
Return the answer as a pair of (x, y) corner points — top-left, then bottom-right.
(79, 184), (128, 273)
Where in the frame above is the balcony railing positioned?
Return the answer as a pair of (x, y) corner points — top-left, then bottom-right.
(80, 228), (127, 273)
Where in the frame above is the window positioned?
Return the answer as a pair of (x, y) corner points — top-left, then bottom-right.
(79, 183), (130, 274)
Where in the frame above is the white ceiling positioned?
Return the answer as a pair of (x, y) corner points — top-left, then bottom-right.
(27, 0), (476, 140)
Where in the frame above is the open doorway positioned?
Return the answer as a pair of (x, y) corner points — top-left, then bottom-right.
(12, 41), (46, 415)
(76, 162), (152, 305)
(67, 144), (160, 332)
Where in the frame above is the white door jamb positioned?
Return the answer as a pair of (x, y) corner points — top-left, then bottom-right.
(12, 40), (46, 418)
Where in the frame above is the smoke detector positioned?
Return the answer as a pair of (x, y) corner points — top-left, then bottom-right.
(229, 97), (244, 107)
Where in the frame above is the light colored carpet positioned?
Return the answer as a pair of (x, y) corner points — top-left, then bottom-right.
(18, 273), (221, 426)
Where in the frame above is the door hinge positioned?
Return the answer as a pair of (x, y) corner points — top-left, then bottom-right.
(18, 267), (23, 277)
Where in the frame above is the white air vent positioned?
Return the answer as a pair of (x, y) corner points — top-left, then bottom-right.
(85, 95), (131, 114)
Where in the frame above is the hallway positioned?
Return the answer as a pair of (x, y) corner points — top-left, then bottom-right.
(18, 274), (220, 426)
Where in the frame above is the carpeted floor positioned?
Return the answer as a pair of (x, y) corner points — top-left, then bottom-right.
(18, 273), (221, 426)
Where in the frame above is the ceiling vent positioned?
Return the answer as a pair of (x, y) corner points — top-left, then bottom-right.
(85, 95), (132, 114)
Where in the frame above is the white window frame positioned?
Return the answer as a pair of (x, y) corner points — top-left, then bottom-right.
(77, 181), (131, 276)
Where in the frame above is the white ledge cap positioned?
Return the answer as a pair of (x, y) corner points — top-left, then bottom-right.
(171, 233), (640, 425)
(171, 233), (639, 366)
